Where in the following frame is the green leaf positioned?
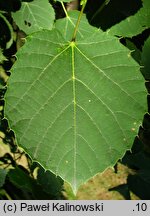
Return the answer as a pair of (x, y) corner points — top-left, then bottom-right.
(8, 167), (34, 191)
(85, 0), (142, 32)
(8, 166), (62, 199)
(55, 11), (99, 41)
(0, 49), (7, 63)
(5, 13), (147, 193)
(108, 0), (150, 37)
(12, 0), (55, 34)
(125, 40), (141, 64)
(0, 12), (13, 49)
(127, 172), (150, 200)
(141, 36), (150, 79)
(37, 165), (64, 196)
(109, 184), (131, 200)
(0, 169), (8, 187)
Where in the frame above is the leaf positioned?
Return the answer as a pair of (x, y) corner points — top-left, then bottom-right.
(37, 165), (64, 196)
(0, 49), (7, 64)
(108, 0), (150, 37)
(5, 13), (147, 193)
(8, 167), (34, 190)
(55, 11), (98, 41)
(109, 184), (131, 200)
(7, 166), (62, 199)
(141, 36), (150, 79)
(0, 12), (14, 49)
(127, 172), (150, 200)
(0, 169), (8, 187)
(12, 0), (55, 34)
(121, 136), (150, 200)
(85, 0), (142, 32)
(125, 40), (141, 64)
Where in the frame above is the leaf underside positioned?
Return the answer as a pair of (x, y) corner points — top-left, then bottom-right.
(108, 0), (150, 37)
(0, 48), (7, 63)
(0, 169), (8, 187)
(5, 14), (147, 193)
(12, 0), (55, 34)
(141, 36), (150, 80)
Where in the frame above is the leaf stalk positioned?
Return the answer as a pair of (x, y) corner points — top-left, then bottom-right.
(71, 0), (87, 41)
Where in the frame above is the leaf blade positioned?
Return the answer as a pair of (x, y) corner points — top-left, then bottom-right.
(12, 0), (55, 34)
(141, 36), (150, 79)
(5, 15), (147, 193)
(108, 0), (150, 37)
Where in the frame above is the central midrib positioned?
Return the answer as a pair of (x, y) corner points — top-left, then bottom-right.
(71, 42), (77, 192)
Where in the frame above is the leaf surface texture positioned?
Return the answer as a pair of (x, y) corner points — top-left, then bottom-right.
(12, 0), (55, 34)
(5, 14), (147, 192)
